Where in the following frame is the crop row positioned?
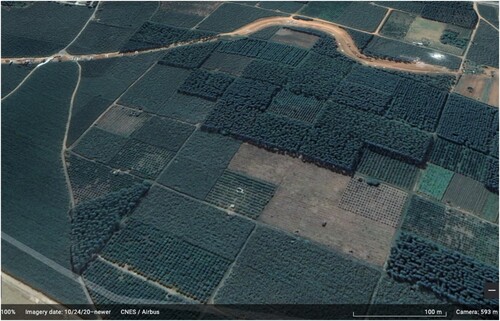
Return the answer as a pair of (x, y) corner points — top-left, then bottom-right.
(387, 232), (498, 307)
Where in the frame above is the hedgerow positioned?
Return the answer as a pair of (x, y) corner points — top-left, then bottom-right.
(387, 79), (448, 131)
(178, 69), (234, 101)
(485, 157), (499, 192)
(387, 232), (498, 307)
(121, 22), (215, 53)
(83, 258), (191, 305)
(402, 195), (498, 266)
(437, 94), (497, 155)
(420, 2), (478, 29)
(345, 28), (373, 51)
(158, 41), (219, 69)
(71, 183), (150, 274)
(241, 60), (293, 86)
(331, 81), (393, 115)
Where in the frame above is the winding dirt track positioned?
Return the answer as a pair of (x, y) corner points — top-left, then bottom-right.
(1, 16), (458, 75)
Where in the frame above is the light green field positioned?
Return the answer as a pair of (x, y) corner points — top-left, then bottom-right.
(417, 164), (454, 200)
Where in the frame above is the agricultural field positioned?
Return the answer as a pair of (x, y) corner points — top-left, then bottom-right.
(2, 1), (499, 316)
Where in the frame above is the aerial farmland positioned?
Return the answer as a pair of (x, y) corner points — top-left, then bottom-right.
(1, 1), (499, 320)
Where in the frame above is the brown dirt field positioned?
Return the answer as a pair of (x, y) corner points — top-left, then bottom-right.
(270, 27), (320, 49)
(229, 144), (396, 267)
(455, 67), (499, 107)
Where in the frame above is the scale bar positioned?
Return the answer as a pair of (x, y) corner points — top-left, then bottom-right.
(353, 312), (448, 318)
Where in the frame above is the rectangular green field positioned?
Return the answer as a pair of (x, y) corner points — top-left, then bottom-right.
(417, 164), (454, 200)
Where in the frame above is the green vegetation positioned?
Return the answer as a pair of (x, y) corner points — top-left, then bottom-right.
(332, 81), (393, 115)
(1, 2), (92, 57)
(467, 21), (499, 68)
(150, 1), (220, 28)
(387, 232), (498, 307)
(268, 89), (324, 123)
(69, 52), (162, 146)
(206, 170), (277, 219)
(437, 94), (497, 155)
(375, 1), (424, 15)
(440, 29), (468, 49)
(482, 192), (499, 223)
(477, 3), (499, 28)
(197, 2), (286, 33)
(372, 274), (447, 304)
(363, 36), (462, 70)
(2, 62), (89, 303)
(155, 92), (215, 124)
(119, 64), (191, 113)
(84, 258), (192, 305)
(357, 149), (419, 190)
(443, 174), (491, 215)
(67, 153), (140, 204)
(345, 28), (373, 51)
(215, 225), (380, 304)
(1, 63), (35, 97)
(402, 195), (498, 266)
(242, 59), (293, 86)
(158, 130), (241, 199)
(257, 1), (304, 13)
(110, 140), (175, 179)
(420, 2), (477, 29)
(417, 164), (454, 200)
(131, 116), (194, 152)
(159, 41), (219, 69)
(380, 11), (416, 40)
(178, 69), (234, 101)
(71, 183), (150, 274)
(73, 127), (127, 163)
(300, 2), (387, 32)
(95, 105), (150, 138)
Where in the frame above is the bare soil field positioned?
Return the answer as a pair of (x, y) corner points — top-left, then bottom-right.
(454, 67), (499, 107)
(270, 27), (320, 49)
(229, 144), (395, 267)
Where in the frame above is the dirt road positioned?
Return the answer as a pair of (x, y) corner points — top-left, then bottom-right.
(2, 16), (458, 75)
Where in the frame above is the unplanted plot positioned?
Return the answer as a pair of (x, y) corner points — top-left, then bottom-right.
(339, 178), (408, 228)
(206, 170), (277, 219)
(270, 28), (320, 49)
(402, 195), (498, 266)
(95, 105), (150, 137)
(442, 173), (490, 215)
(110, 139), (175, 179)
(67, 154), (139, 204)
(202, 52), (254, 76)
(417, 163), (454, 200)
(481, 192), (499, 223)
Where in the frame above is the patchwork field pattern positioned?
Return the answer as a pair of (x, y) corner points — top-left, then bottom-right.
(357, 149), (419, 190)
(339, 178), (408, 228)
(206, 170), (277, 219)
(402, 195), (499, 266)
